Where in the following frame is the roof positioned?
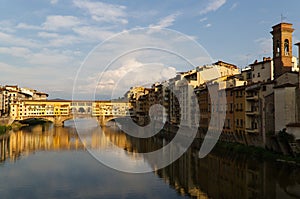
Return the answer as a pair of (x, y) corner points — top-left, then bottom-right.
(5, 85), (18, 88)
(213, 60), (238, 69)
(286, 123), (300, 127)
(35, 91), (49, 97)
(274, 83), (297, 89)
(249, 57), (272, 66)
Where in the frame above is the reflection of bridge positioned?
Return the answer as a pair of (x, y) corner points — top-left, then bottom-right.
(10, 100), (130, 126)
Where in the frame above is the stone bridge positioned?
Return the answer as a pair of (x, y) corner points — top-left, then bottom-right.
(10, 100), (131, 126)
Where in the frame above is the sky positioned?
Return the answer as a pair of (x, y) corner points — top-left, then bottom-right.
(0, 0), (300, 99)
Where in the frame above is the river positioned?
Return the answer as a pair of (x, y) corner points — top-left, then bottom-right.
(0, 119), (299, 199)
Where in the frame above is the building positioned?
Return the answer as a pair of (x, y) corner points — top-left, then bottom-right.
(232, 85), (246, 144)
(10, 100), (70, 121)
(0, 85), (49, 116)
(250, 57), (274, 83)
(271, 23), (294, 79)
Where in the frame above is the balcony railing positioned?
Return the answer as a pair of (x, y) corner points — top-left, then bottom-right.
(246, 111), (259, 116)
(246, 95), (259, 101)
(246, 128), (259, 133)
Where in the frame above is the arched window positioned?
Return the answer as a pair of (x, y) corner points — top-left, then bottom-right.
(276, 40), (280, 57)
(284, 39), (289, 56)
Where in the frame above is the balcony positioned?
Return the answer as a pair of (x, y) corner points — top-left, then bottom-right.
(246, 95), (258, 101)
(246, 111), (259, 116)
(246, 128), (259, 134)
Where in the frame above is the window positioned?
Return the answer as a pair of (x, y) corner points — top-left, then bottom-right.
(253, 74), (255, 78)
(276, 40), (280, 57)
(227, 119), (230, 128)
(258, 73), (260, 77)
(284, 39), (289, 56)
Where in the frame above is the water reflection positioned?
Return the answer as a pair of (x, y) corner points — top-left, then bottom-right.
(0, 122), (299, 198)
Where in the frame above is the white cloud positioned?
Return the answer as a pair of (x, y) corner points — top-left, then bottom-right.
(78, 58), (177, 97)
(0, 47), (31, 58)
(27, 49), (75, 66)
(255, 37), (272, 55)
(205, 23), (212, 28)
(230, 2), (238, 11)
(0, 20), (16, 33)
(37, 32), (83, 46)
(50, 0), (58, 4)
(72, 26), (115, 41)
(73, 0), (128, 24)
(47, 35), (80, 47)
(17, 15), (81, 32)
(149, 13), (180, 29)
(42, 15), (81, 31)
(37, 32), (60, 38)
(0, 31), (39, 48)
(16, 23), (41, 30)
(200, 0), (226, 15)
(199, 17), (208, 23)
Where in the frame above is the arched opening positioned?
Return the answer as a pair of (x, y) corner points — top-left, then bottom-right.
(19, 118), (52, 125)
(276, 40), (280, 57)
(70, 107), (77, 114)
(87, 107), (91, 113)
(284, 39), (289, 56)
(78, 107), (86, 113)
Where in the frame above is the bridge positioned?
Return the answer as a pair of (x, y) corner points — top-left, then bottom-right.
(9, 100), (131, 126)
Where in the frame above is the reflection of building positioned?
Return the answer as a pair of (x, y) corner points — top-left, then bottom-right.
(121, 132), (299, 199)
(0, 125), (84, 163)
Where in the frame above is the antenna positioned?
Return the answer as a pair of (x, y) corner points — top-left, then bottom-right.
(281, 14), (287, 23)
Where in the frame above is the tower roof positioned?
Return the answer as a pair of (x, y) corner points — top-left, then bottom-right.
(271, 22), (294, 35)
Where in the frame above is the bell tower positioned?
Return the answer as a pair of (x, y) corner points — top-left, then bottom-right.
(271, 23), (294, 79)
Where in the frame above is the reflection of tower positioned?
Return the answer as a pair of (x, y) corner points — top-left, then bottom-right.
(271, 23), (294, 79)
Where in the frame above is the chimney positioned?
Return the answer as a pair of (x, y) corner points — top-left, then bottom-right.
(295, 43), (300, 89)
(296, 42), (300, 67)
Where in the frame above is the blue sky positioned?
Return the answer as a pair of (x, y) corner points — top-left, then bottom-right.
(0, 0), (300, 99)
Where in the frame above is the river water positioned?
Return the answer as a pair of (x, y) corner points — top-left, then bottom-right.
(0, 119), (299, 199)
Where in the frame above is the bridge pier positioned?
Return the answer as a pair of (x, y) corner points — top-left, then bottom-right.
(97, 116), (106, 127)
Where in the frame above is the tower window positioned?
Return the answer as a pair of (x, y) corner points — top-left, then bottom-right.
(284, 39), (289, 56)
(276, 40), (280, 57)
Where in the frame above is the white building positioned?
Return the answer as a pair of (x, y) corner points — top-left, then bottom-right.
(250, 57), (274, 83)
(274, 72), (299, 133)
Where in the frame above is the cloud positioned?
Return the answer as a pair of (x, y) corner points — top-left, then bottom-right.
(205, 23), (212, 28)
(50, 0), (58, 4)
(72, 26), (115, 41)
(199, 17), (208, 23)
(16, 23), (41, 30)
(149, 13), (180, 29)
(0, 31), (39, 48)
(0, 20), (16, 33)
(42, 15), (81, 31)
(78, 58), (177, 97)
(230, 2), (238, 11)
(255, 37), (272, 55)
(17, 15), (81, 32)
(37, 32), (60, 38)
(73, 0), (128, 24)
(0, 47), (31, 58)
(199, 0), (226, 15)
